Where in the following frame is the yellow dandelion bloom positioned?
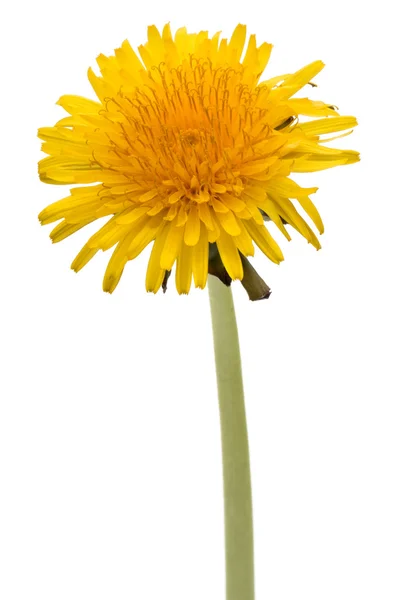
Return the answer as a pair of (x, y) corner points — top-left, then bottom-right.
(38, 24), (359, 298)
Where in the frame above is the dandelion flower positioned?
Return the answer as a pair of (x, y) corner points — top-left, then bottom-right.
(38, 24), (359, 297)
(37, 25), (360, 599)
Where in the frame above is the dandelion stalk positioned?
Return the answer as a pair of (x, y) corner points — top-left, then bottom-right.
(208, 275), (254, 600)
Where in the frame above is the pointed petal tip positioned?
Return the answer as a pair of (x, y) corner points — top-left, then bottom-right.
(103, 276), (119, 294)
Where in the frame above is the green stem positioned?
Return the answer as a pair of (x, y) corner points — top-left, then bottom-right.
(208, 275), (255, 600)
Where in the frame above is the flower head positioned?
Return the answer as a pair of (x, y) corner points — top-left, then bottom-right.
(38, 24), (359, 298)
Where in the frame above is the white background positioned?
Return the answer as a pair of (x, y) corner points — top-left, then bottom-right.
(0, 0), (399, 598)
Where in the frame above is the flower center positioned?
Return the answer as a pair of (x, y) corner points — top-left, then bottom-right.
(101, 59), (271, 211)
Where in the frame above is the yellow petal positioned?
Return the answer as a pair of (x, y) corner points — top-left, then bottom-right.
(299, 116), (358, 136)
(169, 190), (184, 204)
(211, 197), (229, 213)
(242, 199), (264, 224)
(115, 40), (144, 79)
(244, 220), (284, 264)
(258, 42), (273, 74)
(147, 25), (164, 64)
(39, 187), (102, 225)
(177, 205), (188, 227)
(198, 203), (214, 230)
(147, 201), (166, 216)
(146, 226), (169, 293)
(292, 153), (359, 172)
(39, 156), (101, 185)
(160, 222), (185, 269)
(259, 197), (291, 241)
(233, 226), (255, 256)
(137, 44), (154, 70)
(56, 95), (102, 115)
(268, 177), (318, 198)
(116, 206), (149, 224)
(103, 230), (138, 293)
(164, 203), (180, 221)
(86, 213), (133, 250)
(215, 209), (242, 236)
(296, 196), (324, 235)
(176, 242), (193, 294)
(184, 205), (201, 246)
(216, 228), (243, 280)
(285, 98), (338, 118)
(271, 195), (321, 249)
(127, 216), (164, 259)
(87, 67), (108, 102)
(228, 24), (247, 60)
(50, 219), (95, 243)
(274, 61), (325, 100)
(193, 223), (209, 289)
(220, 194), (247, 213)
(139, 189), (159, 203)
(71, 245), (98, 272)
